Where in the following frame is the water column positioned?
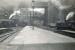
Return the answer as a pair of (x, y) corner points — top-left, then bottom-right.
(43, 7), (48, 26)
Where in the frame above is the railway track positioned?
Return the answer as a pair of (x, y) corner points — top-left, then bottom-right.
(0, 29), (17, 42)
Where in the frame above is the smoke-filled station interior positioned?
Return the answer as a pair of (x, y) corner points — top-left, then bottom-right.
(0, 0), (75, 50)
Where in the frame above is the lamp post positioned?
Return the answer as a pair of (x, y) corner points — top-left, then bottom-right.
(32, 0), (35, 30)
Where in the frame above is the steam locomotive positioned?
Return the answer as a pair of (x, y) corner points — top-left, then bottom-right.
(56, 11), (75, 30)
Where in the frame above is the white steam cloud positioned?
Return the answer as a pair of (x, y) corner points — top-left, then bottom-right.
(9, 10), (21, 19)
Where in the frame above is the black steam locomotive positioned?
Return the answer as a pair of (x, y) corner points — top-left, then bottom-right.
(56, 11), (75, 30)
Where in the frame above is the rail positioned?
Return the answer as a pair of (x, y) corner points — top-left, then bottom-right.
(0, 30), (17, 42)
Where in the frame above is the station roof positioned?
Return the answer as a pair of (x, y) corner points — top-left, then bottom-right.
(50, 0), (75, 10)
